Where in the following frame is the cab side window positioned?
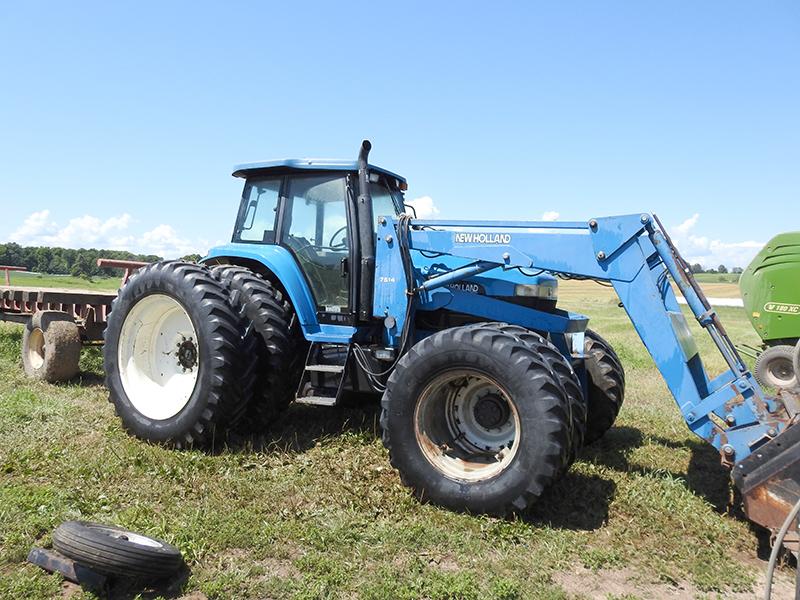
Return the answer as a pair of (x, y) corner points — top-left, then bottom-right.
(234, 178), (281, 243)
(370, 182), (397, 232)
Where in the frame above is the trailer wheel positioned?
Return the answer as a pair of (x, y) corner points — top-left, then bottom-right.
(755, 345), (797, 390)
(381, 326), (570, 515)
(583, 329), (626, 445)
(793, 341), (800, 390)
(103, 261), (256, 447)
(52, 521), (183, 580)
(467, 323), (586, 466)
(210, 265), (306, 425)
(22, 311), (82, 383)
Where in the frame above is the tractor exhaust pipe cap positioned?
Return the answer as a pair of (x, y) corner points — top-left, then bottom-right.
(358, 140), (372, 164)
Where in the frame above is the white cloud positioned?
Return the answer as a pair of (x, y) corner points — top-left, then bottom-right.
(670, 213), (763, 270)
(541, 211), (559, 221)
(406, 196), (440, 219)
(8, 210), (208, 259)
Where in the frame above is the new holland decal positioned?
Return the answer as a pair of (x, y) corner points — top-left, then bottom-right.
(453, 232), (512, 244)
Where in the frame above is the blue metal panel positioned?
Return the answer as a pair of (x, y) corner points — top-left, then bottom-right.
(232, 158), (406, 183)
(203, 243), (320, 333)
(306, 324), (359, 343)
(409, 227), (608, 280)
(374, 220), (412, 347)
(422, 288), (588, 334)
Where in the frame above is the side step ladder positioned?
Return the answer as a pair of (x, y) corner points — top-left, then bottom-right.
(295, 343), (351, 406)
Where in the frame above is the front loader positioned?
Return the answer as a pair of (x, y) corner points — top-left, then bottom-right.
(103, 141), (800, 551)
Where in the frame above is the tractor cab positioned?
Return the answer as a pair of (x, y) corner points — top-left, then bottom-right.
(227, 158), (407, 325)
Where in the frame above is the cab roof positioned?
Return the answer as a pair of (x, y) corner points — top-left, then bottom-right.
(232, 159), (407, 184)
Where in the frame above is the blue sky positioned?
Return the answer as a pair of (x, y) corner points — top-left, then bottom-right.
(1, 2), (798, 268)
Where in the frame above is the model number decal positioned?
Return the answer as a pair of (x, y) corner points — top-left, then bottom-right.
(453, 232), (511, 244)
(764, 302), (800, 315)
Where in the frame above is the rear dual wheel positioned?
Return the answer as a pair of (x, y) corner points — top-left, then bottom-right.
(103, 261), (256, 447)
(210, 265), (305, 426)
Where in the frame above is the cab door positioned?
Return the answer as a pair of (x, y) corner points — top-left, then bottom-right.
(280, 173), (354, 324)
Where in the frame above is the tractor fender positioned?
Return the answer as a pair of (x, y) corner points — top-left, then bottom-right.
(202, 243), (319, 332)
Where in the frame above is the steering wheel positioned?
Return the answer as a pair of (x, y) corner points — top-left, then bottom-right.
(328, 226), (348, 249)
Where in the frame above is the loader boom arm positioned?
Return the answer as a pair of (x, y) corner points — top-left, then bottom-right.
(374, 213), (791, 465)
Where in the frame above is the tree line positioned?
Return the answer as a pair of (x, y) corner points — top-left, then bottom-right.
(688, 263), (743, 275)
(0, 242), (164, 278)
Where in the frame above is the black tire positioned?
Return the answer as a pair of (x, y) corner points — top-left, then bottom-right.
(22, 311), (82, 383)
(210, 265), (306, 424)
(755, 345), (797, 390)
(583, 329), (626, 445)
(793, 341), (800, 389)
(381, 326), (570, 515)
(103, 261), (256, 448)
(52, 521), (183, 580)
(470, 323), (586, 464)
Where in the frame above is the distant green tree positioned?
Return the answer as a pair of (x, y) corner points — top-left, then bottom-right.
(50, 256), (68, 274)
(70, 254), (94, 278)
(181, 253), (202, 263)
(34, 247), (52, 273)
(732, 266), (743, 274)
(690, 263), (704, 274)
(717, 264), (728, 274)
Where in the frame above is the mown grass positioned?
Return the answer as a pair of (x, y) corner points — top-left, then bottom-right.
(4, 271), (120, 292)
(0, 279), (783, 599)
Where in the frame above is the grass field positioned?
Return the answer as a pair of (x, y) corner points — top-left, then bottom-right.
(0, 278), (794, 599)
(4, 271), (121, 292)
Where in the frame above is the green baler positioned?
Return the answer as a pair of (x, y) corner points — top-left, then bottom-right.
(740, 232), (800, 388)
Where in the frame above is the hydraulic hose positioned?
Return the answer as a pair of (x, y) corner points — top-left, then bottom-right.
(763, 496), (800, 600)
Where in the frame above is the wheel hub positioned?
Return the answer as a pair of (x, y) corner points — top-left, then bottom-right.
(117, 293), (200, 420)
(177, 338), (197, 370)
(414, 369), (521, 482)
(473, 393), (509, 429)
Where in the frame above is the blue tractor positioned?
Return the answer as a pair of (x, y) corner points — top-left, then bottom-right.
(103, 142), (800, 546)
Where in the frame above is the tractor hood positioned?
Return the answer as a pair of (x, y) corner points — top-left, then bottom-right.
(412, 252), (558, 300)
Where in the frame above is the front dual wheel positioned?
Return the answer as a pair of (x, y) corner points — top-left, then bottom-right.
(381, 325), (572, 515)
(103, 261), (256, 447)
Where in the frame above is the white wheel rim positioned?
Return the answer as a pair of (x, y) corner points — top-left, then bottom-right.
(28, 327), (45, 369)
(118, 294), (200, 420)
(92, 525), (164, 548)
(768, 357), (796, 387)
(414, 369), (520, 482)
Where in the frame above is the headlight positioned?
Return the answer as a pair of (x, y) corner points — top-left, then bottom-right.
(513, 283), (558, 300)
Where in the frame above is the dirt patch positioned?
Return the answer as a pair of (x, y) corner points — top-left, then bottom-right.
(177, 593), (209, 600)
(553, 565), (795, 599)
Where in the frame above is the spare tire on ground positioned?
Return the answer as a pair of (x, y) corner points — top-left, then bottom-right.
(52, 521), (183, 580)
(22, 310), (82, 383)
